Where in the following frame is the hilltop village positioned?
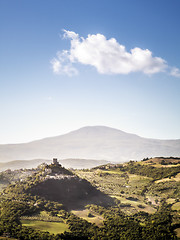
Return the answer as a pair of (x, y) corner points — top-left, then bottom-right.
(39, 158), (75, 180)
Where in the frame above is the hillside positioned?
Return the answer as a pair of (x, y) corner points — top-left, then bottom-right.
(0, 157), (180, 239)
(27, 162), (114, 209)
(0, 126), (180, 163)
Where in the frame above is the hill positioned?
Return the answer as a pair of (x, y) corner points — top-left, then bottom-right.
(0, 157), (179, 239)
(0, 126), (180, 162)
(0, 160), (115, 210)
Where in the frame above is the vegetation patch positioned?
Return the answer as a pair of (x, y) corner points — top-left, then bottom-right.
(175, 228), (180, 238)
(21, 220), (69, 234)
(172, 202), (180, 211)
(0, 237), (17, 240)
(166, 198), (176, 204)
(21, 211), (64, 222)
(71, 209), (104, 226)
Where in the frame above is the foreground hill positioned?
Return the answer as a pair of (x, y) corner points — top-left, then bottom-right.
(27, 162), (114, 209)
(0, 126), (180, 163)
(0, 157), (179, 239)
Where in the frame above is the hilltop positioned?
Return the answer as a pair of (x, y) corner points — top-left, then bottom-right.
(0, 126), (180, 163)
(0, 158), (109, 172)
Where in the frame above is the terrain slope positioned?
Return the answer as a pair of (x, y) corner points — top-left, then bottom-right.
(0, 157), (180, 239)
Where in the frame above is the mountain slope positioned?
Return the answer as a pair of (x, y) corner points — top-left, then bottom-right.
(0, 126), (180, 162)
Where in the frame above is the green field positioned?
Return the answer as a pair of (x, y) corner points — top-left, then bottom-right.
(175, 228), (180, 238)
(172, 202), (180, 211)
(111, 195), (156, 214)
(0, 238), (17, 240)
(71, 209), (104, 226)
(21, 220), (69, 234)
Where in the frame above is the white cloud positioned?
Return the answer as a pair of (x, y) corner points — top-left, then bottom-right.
(170, 67), (180, 78)
(51, 30), (172, 76)
(51, 50), (78, 76)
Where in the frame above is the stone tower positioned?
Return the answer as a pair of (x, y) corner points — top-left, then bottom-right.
(52, 158), (58, 165)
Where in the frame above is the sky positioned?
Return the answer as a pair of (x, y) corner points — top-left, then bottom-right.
(0, 0), (180, 143)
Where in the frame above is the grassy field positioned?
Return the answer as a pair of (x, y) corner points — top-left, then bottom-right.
(0, 238), (17, 240)
(172, 202), (180, 211)
(155, 173), (180, 183)
(71, 209), (104, 226)
(111, 195), (156, 214)
(175, 228), (180, 238)
(75, 169), (152, 198)
(74, 161), (180, 216)
(21, 220), (69, 234)
(75, 169), (156, 215)
(21, 210), (64, 222)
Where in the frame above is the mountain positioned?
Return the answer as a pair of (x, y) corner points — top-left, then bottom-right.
(0, 126), (180, 163)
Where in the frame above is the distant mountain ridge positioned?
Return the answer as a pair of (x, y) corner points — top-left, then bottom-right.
(0, 158), (109, 171)
(0, 126), (180, 163)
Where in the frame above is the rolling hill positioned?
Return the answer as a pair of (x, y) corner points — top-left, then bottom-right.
(0, 157), (179, 239)
(0, 126), (179, 163)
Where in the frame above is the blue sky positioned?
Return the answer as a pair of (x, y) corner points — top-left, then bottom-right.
(0, 0), (180, 143)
